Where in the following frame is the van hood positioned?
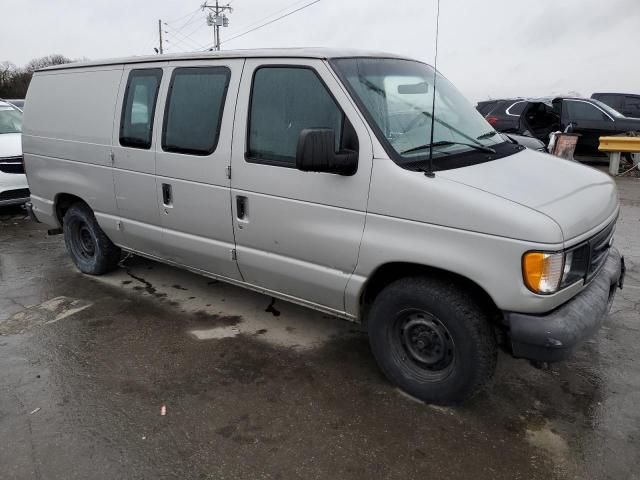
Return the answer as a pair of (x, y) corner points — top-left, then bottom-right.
(438, 149), (618, 242)
(0, 133), (22, 158)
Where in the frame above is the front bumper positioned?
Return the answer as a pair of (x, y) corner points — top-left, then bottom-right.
(506, 247), (624, 362)
(0, 171), (30, 206)
(0, 190), (30, 206)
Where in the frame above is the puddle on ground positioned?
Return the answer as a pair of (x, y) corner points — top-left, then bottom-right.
(526, 424), (569, 455)
(1, 296), (93, 335)
(525, 417), (569, 475)
(191, 325), (241, 340)
(91, 258), (353, 351)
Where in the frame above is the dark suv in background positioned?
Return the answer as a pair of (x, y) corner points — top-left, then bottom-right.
(476, 97), (640, 155)
(592, 93), (640, 119)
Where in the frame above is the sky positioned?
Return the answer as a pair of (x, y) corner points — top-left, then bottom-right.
(2, 0), (640, 103)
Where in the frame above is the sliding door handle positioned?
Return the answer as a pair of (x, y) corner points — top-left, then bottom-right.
(162, 183), (173, 207)
(236, 196), (248, 220)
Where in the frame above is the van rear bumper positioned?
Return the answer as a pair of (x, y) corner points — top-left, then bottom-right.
(506, 248), (624, 363)
(26, 195), (59, 228)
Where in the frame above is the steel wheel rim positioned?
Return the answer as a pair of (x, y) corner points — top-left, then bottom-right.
(390, 309), (456, 381)
(70, 220), (96, 260)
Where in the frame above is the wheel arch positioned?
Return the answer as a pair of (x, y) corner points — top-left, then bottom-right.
(359, 262), (501, 326)
(54, 192), (88, 224)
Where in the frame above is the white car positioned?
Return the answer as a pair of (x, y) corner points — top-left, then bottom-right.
(0, 100), (29, 206)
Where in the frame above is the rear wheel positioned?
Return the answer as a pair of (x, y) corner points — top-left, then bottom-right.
(367, 276), (497, 405)
(62, 203), (121, 275)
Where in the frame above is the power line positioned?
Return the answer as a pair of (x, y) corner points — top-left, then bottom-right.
(164, 23), (207, 50)
(222, 0), (310, 38)
(164, 7), (202, 25)
(165, 9), (204, 37)
(181, 18), (209, 39)
(164, 32), (203, 51)
(203, 0), (321, 50)
(171, 8), (202, 33)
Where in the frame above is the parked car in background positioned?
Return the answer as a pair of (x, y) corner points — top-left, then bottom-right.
(6, 99), (25, 110)
(441, 100), (546, 151)
(23, 49), (624, 405)
(477, 97), (640, 155)
(477, 98), (559, 144)
(559, 97), (640, 155)
(591, 93), (640, 119)
(501, 132), (546, 152)
(0, 100), (29, 207)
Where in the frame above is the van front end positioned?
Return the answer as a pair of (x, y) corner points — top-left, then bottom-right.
(507, 234), (625, 363)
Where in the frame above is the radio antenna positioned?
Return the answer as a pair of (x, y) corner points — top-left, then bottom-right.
(425, 0), (441, 178)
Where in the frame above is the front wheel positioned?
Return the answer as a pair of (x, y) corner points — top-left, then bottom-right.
(367, 277), (497, 405)
(62, 203), (121, 275)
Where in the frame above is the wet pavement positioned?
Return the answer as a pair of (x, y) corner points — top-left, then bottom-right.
(1, 177), (639, 480)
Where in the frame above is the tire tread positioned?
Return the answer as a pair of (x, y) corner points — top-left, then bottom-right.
(368, 276), (497, 404)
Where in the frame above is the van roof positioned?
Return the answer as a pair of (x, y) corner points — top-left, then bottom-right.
(38, 48), (415, 72)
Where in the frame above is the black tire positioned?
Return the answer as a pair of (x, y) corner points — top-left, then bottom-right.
(367, 276), (497, 405)
(62, 202), (121, 275)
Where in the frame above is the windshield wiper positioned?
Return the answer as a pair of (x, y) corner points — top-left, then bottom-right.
(476, 131), (498, 140)
(402, 140), (496, 155)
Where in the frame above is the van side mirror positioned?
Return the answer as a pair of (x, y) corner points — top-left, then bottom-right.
(296, 129), (358, 176)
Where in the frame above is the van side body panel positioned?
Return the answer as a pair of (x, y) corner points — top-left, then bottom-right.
(23, 66), (124, 240)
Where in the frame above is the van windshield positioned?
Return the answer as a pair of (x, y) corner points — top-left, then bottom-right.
(0, 105), (23, 134)
(331, 58), (512, 171)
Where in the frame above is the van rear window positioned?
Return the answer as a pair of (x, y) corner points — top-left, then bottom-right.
(119, 69), (163, 149)
(162, 66), (230, 156)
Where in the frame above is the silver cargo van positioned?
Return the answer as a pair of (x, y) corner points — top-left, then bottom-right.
(23, 49), (625, 404)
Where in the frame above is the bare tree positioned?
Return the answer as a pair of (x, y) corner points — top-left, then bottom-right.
(0, 54), (76, 98)
(24, 54), (73, 73)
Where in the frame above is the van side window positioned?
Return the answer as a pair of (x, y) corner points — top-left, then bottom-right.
(247, 67), (346, 167)
(162, 66), (230, 156)
(120, 69), (163, 149)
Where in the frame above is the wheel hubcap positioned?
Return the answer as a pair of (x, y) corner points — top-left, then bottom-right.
(72, 222), (96, 260)
(398, 311), (455, 372)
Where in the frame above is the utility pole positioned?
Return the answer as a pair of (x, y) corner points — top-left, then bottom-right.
(202, 1), (232, 50)
(158, 19), (164, 54)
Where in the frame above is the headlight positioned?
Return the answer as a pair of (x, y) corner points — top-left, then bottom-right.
(522, 252), (564, 294)
(522, 245), (589, 294)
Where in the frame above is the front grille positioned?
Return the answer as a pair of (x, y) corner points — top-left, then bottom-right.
(0, 188), (30, 201)
(586, 219), (616, 282)
(0, 155), (25, 174)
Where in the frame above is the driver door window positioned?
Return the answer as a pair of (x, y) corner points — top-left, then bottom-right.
(247, 67), (345, 167)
